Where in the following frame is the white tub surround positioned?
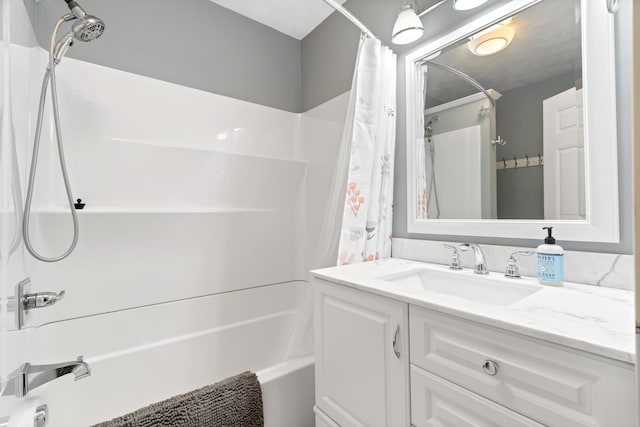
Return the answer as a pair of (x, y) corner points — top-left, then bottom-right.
(393, 237), (634, 290)
(312, 258), (635, 363)
(2, 43), (346, 426)
(5, 45), (349, 328)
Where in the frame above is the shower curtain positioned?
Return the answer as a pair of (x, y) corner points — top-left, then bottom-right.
(285, 35), (397, 358)
(337, 36), (397, 265)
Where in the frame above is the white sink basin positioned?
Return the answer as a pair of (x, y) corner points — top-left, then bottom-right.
(379, 268), (543, 306)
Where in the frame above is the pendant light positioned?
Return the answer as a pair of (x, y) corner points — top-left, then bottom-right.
(392, 0), (491, 46)
(392, 3), (424, 45)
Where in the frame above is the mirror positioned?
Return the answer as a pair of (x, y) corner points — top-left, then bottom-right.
(404, 0), (619, 242)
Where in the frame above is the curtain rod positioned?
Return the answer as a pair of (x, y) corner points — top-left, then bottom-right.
(421, 61), (496, 109)
(321, 0), (378, 40)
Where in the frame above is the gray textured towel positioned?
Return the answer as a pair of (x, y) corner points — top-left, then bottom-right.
(92, 371), (264, 427)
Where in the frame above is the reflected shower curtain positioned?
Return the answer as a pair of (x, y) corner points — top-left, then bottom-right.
(337, 36), (397, 264)
(416, 63), (428, 219)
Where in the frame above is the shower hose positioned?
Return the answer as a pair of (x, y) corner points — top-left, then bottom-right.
(22, 15), (79, 262)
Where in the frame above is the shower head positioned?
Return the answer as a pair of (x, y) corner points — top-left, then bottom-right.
(50, 1), (104, 65)
(65, 0), (105, 42)
(71, 15), (105, 42)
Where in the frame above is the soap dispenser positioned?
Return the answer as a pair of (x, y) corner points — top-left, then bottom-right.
(536, 226), (564, 286)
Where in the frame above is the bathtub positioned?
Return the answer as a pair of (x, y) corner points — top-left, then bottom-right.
(0, 282), (315, 427)
(259, 356), (315, 427)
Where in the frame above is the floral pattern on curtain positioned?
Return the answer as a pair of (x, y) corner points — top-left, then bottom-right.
(337, 37), (397, 265)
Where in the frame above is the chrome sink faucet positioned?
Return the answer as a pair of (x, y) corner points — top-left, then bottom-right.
(443, 244), (462, 270)
(504, 251), (535, 278)
(460, 243), (489, 274)
(2, 356), (90, 398)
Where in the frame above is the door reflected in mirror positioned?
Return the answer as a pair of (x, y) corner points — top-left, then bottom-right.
(421, 0), (583, 220)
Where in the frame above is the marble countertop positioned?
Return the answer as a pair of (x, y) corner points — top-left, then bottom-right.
(311, 258), (635, 364)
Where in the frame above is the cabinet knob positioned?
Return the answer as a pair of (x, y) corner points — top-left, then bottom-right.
(482, 360), (499, 376)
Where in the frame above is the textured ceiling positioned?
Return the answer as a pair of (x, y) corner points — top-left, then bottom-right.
(208, 0), (348, 39)
(425, 0), (582, 108)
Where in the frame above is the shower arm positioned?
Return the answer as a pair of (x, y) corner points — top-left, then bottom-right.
(421, 61), (496, 109)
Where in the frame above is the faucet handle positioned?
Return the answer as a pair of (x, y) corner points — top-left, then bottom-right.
(22, 290), (66, 311)
(443, 244), (462, 270)
(505, 251), (535, 278)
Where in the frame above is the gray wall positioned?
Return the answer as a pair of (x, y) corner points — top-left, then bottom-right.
(27, 0), (302, 112)
(302, 0), (633, 254)
(496, 72), (575, 219)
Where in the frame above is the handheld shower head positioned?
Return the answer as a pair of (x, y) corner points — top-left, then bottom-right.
(72, 15), (105, 42)
(64, 0), (105, 42)
(51, 12), (104, 64)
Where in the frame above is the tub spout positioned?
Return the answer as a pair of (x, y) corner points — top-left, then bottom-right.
(2, 356), (91, 398)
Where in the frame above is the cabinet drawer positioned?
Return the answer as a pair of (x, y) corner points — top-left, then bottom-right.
(411, 365), (544, 427)
(410, 306), (635, 427)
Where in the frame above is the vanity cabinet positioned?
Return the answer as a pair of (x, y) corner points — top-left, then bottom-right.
(313, 279), (409, 427)
(314, 278), (635, 427)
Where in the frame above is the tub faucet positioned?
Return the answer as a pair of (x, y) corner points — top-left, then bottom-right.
(460, 243), (489, 275)
(2, 356), (90, 398)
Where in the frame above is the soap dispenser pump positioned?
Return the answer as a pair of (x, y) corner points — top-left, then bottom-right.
(536, 226), (564, 286)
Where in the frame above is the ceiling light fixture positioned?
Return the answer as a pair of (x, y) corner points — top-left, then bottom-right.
(468, 24), (515, 56)
(393, 0), (491, 46)
(392, 4), (424, 45)
(453, 0), (489, 11)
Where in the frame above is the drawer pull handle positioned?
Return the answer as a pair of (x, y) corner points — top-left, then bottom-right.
(392, 325), (401, 359)
(482, 360), (499, 376)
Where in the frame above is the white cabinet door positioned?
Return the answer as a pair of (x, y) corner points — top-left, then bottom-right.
(314, 279), (409, 427)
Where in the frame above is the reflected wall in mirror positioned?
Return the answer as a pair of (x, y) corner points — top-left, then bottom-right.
(405, 0), (619, 242)
(421, 0), (582, 220)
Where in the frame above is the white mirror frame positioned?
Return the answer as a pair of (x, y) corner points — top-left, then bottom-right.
(404, 0), (619, 242)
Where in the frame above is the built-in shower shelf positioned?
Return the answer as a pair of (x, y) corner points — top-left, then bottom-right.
(27, 207), (275, 214)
